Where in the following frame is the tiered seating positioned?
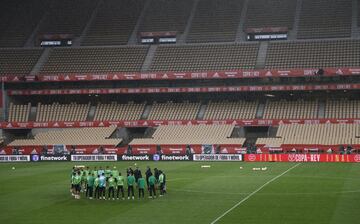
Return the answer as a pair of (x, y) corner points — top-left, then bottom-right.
(130, 125), (245, 145)
(36, 102), (90, 122)
(40, 46), (148, 73)
(187, 0), (244, 43)
(298, 0), (352, 39)
(0, 49), (43, 75)
(148, 102), (200, 120)
(37, 0), (99, 36)
(257, 124), (360, 146)
(265, 40), (360, 69)
(94, 102), (145, 121)
(82, 0), (145, 46)
(8, 103), (31, 122)
(139, 0), (193, 33)
(263, 100), (318, 119)
(9, 127), (122, 146)
(0, 0), (49, 47)
(244, 0), (297, 29)
(325, 99), (360, 118)
(203, 101), (258, 120)
(150, 43), (259, 72)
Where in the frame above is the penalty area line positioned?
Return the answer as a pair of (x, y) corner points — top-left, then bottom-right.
(210, 163), (301, 224)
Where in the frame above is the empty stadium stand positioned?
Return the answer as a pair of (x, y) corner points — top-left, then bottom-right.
(150, 43), (259, 72)
(263, 100), (318, 119)
(325, 99), (360, 118)
(139, 0), (193, 33)
(36, 102), (90, 122)
(82, 0), (145, 46)
(265, 39), (360, 69)
(187, 0), (244, 43)
(244, 0), (297, 30)
(40, 46), (148, 73)
(94, 102), (145, 121)
(9, 126), (121, 146)
(0, 0), (48, 47)
(37, 0), (99, 36)
(257, 124), (360, 146)
(130, 124), (245, 145)
(203, 101), (258, 120)
(0, 49), (43, 75)
(147, 101), (200, 120)
(298, 0), (352, 39)
(8, 103), (31, 122)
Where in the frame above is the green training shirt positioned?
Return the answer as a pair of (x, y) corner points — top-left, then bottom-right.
(74, 175), (81, 185)
(117, 176), (125, 186)
(87, 175), (95, 187)
(108, 177), (116, 188)
(148, 176), (156, 186)
(127, 175), (135, 186)
(138, 178), (145, 189)
(94, 178), (99, 187)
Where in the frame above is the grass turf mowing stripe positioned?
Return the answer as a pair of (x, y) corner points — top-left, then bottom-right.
(210, 163), (301, 224)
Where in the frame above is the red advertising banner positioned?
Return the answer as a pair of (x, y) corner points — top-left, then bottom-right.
(1, 146), (127, 155)
(7, 83), (360, 96)
(2, 119), (360, 129)
(244, 154), (360, 163)
(2, 67), (360, 83)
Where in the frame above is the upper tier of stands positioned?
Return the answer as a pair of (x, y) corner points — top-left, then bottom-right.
(203, 101), (258, 120)
(82, 0), (145, 46)
(130, 124), (245, 145)
(244, 0), (297, 30)
(263, 100), (318, 119)
(187, 0), (244, 43)
(40, 46), (148, 73)
(139, 0), (193, 33)
(298, 0), (352, 39)
(0, 0), (48, 47)
(8, 99), (360, 122)
(147, 101), (200, 120)
(265, 39), (360, 69)
(0, 49), (43, 75)
(9, 127), (122, 146)
(94, 102), (145, 121)
(150, 43), (259, 72)
(36, 102), (90, 122)
(37, 0), (99, 36)
(257, 124), (360, 146)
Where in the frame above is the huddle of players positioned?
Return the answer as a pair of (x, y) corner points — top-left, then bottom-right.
(71, 166), (166, 200)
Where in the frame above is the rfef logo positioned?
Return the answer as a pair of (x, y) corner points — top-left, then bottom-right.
(31, 154), (39, 162)
(153, 154), (160, 161)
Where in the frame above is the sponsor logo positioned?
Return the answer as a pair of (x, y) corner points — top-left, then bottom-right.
(193, 154), (243, 161)
(32, 155), (39, 162)
(40, 155), (69, 161)
(354, 154), (360, 163)
(71, 155), (117, 161)
(153, 154), (160, 161)
(161, 155), (190, 161)
(0, 155), (30, 162)
(248, 154), (256, 162)
(121, 155), (150, 161)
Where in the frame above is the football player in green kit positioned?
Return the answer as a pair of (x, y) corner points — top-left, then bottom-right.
(108, 174), (116, 200)
(116, 172), (125, 200)
(86, 173), (95, 199)
(94, 175), (100, 199)
(73, 171), (82, 199)
(127, 172), (135, 200)
(148, 172), (157, 199)
(137, 174), (145, 199)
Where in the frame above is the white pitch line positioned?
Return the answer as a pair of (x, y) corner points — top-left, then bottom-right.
(210, 163), (301, 224)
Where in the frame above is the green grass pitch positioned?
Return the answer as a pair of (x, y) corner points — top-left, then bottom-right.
(1, 162), (360, 224)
